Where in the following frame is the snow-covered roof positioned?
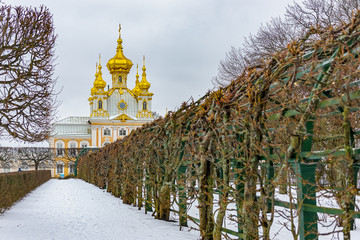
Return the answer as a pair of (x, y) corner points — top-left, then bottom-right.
(52, 116), (91, 136)
(55, 116), (90, 125)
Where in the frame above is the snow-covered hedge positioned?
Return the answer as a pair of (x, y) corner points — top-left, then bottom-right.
(0, 170), (51, 213)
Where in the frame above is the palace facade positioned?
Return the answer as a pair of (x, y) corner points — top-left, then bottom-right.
(48, 26), (154, 177)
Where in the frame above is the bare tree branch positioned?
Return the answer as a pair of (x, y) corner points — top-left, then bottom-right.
(0, 5), (57, 142)
(215, 0), (360, 86)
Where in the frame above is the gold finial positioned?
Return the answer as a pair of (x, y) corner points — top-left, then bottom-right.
(142, 56), (146, 73)
(136, 64), (139, 81)
(139, 55), (150, 91)
(119, 24), (121, 38)
(132, 64), (141, 96)
(98, 54), (102, 71)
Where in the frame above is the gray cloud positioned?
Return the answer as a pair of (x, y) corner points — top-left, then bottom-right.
(2, 0), (294, 146)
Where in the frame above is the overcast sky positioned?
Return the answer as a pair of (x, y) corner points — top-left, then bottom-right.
(3, 0), (294, 146)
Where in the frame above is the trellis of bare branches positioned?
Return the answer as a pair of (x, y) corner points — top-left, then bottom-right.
(77, 7), (360, 240)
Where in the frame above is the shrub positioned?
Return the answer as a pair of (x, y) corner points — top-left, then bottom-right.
(0, 170), (51, 213)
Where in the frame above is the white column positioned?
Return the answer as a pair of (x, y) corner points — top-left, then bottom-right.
(112, 127), (116, 141)
(98, 127), (102, 147)
(91, 127), (97, 147)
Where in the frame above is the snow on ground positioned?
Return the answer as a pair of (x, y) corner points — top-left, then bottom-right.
(3, 178), (360, 240)
(171, 189), (360, 240)
(0, 179), (199, 240)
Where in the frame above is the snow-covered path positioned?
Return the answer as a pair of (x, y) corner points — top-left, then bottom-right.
(0, 179), (199, 240)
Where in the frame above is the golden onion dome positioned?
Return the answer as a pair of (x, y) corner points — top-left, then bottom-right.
(90, 63), (99, 96)
(132, 64), (141, 96)
(91, 58), (106, 96)
(91, 86), (97, 95)
(139, 56), (150, 91)
(94, 64), (106, 89)
(107, 25), (133, 74)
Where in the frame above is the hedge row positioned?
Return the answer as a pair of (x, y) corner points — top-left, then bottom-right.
(0, 170), (51, 213)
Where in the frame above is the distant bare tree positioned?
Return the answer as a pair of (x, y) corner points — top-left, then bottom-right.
(214, 46), (247, 86)
(54, 147), (81, 175)
(286, 0), (360, 30)
(151, 111), (161, 119)
(18, 147), (54, 170)
(214, 0), (360, 86)
(0, 147), (15, 170)
(0, 5), (57, 142)
(62, 147), (80, 162)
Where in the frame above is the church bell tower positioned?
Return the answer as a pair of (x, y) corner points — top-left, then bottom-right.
(106, 25), (133, 89)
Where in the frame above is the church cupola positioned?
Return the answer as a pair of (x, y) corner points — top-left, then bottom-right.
(89, 56), (109, 118)
(90, 56), (107, 96)
(106, 25), (133, 89)
(138, 56), (152, 94)
(93, 56), (106, 92)
(91, 64), (98, 96)
(132, 64), (141, 96)
(136, 56), (153, 119)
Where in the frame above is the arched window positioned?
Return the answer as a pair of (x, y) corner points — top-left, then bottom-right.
(68, 140), (77, 149)
(143, 101), (147, 110)
(80, 140), (89, 148)
(98, 100), (103, 109)
(118, 76), (122, 83)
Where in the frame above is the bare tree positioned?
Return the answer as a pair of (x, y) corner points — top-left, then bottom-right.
(0, 5), (57, 142)
(151, 111), (161, 119)
(214, 0), (360, 86)
(18, 147), (54, 170)
(0, 147), (15, 170)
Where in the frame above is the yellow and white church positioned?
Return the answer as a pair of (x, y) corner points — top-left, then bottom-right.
(48, 26), (154, 177)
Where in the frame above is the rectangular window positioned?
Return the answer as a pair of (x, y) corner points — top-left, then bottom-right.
(119, 129), (126, 136)
(69, 143), (76, 157)
(81, 144), (87, 148)
(56, 142), (64, 156)
(69, 164), (75, 174)
(69, 148), (76, 157)
(56, 164), (63, 174)
(104, 128), (111, 136)
(56, 148), (64, 156)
